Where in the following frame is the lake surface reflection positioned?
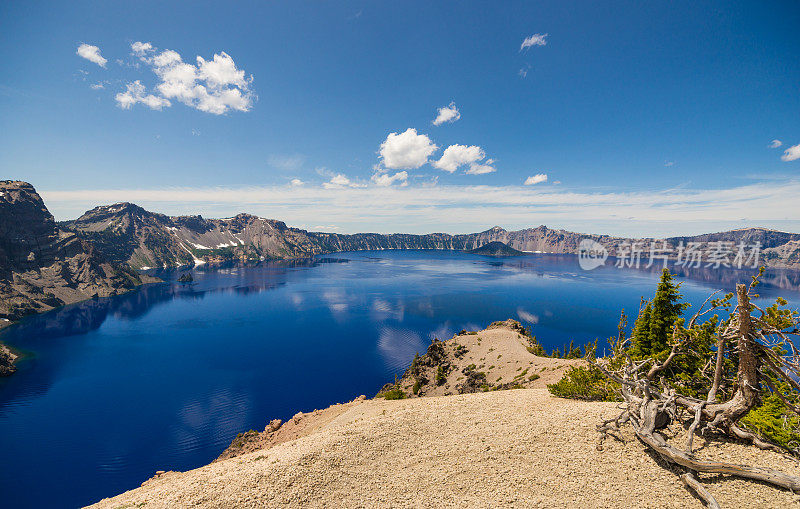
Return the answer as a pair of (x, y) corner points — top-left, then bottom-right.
(0, 250), (798, 508)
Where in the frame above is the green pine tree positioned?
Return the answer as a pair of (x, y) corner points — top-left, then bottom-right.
(630, 302), (652, 358)
(647, 269), (687, 357)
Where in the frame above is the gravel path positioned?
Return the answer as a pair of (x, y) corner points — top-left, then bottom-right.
(89, 389), (800, 508)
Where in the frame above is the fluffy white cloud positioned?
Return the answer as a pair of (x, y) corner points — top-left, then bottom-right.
(323, 174), (366, 189)
(520, 33), (548, 51)
(379, 128), (438, 169)
(122, 41), (254, 115)
(433, 145), (484, 173)
(76, 43), (107, 67)
(290, 178), (304, 187)
(432, 145), (496, 174)
(769, 139), (782, 148)
(432, 102), (460, 125)
(782, 143), (800, 162)
(372, 171), (408, 187)
(115, 80), (171, 110)
(524, 174), (548, 185)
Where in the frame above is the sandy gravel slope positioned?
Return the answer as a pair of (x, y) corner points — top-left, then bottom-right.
(89, 389), (799, 508)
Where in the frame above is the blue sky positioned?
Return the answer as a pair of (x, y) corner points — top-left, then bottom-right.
(1, 0), (798, 235)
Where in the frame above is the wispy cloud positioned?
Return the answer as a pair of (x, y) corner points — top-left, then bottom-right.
(115, 81), (171, 110)
(520, 33), (548, 51)
(322, 174), (366, 189)
(524, 174), (547, 185)
(268, 154), (305, 171)
(432, 102), (460, 125)
(76, 43), (107, 67)
(769, 139), (782, 149)
(39, 180), (800, 237)
(782, 143), (800, 162)
(372, 170), (408, 187)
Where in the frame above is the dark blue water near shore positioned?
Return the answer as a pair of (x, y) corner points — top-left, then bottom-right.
(1, 250), (798, 508)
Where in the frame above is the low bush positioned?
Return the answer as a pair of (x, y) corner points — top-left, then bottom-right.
(547, 365), (619, 402)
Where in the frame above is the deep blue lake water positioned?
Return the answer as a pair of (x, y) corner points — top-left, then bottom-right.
(1, 250), (799, 508)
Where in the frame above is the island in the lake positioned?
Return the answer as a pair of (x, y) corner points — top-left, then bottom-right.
(468, 241), (525, 256)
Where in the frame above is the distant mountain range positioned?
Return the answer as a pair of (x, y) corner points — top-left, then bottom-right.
(60, 199), (800, 272)
(3, 180), (800, 323)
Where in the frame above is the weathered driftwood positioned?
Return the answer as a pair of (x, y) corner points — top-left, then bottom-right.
(596, 279), (800, 507)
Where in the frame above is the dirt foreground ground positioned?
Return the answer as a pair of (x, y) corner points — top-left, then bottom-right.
(90, 386), (800, 508)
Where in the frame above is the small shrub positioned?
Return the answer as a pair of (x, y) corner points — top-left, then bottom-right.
(528, 373), (540, 381)
(436, 364), (448, 385)
(741, 392), (800, 451)
(547, 365), (619, 402)
(382, 388), (406, 400)
(412, 380), (421, 395)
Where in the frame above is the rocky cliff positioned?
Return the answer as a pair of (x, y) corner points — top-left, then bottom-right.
(0, 181), (153, 323)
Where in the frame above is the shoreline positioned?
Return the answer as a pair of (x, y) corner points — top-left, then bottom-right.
(0, 278), (162, 377)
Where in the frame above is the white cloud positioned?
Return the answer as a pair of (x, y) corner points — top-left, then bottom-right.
(122, 41), (254, 115)
(379, 128), (438, 169)
(664, 161), (675, 167)
(769, 139), (782, 149)
(312, 224), (341, 231)
(115, 80), (171, 110)
(90, 83), (104, 90)
(433, 146), (496, 174)
(323, 174), (366, 189)
(524, 174), (548, 185)
(131, 41), (154, 56)
(40, 180), (800, 237)
(372, 171), (408, 187)
(76, 43), (107, 67)
(520, 33), (548, 51)
(268, 154), (305, 171)
(432, 102), (460, 125)
(466, 162), (496, 175)
(290, 178), (304, 187)
(433, 144), (485, 173)
(782, 143), (800, 162)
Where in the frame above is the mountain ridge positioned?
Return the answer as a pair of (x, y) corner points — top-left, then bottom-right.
(59, 201), (800, 271)
(0, 181), (156, 323)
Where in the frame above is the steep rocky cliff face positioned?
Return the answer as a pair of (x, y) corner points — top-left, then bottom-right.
(61, 206), (329, 268)
(0, 181), (150, 322)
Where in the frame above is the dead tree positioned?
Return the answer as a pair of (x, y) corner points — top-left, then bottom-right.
(595, 272), (800, 507)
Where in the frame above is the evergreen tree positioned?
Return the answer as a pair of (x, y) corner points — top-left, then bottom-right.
(647, 269), (687, 356)
(630, 302), (652, 358)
